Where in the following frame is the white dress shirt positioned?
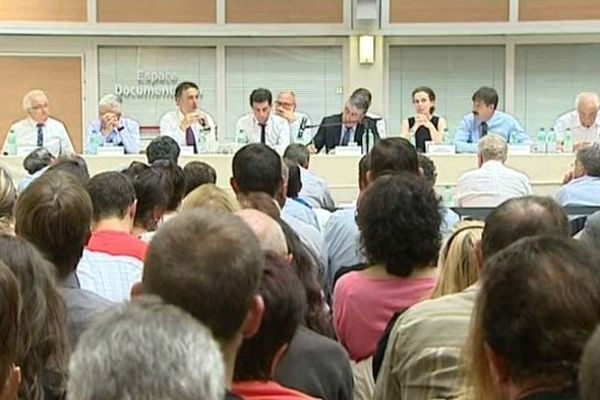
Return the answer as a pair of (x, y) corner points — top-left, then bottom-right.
(367, 112), (386, 138)
(553, 109), (600, 144)
(454, 160), (533, 207)
(290, 111), (313, 145)
(159, 109), (218, 152)
(3, 117), (75, 155)
(235, 113), (291, 148)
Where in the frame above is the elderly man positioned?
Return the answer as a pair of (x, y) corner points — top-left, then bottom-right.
(159, 81), (217, 153)
(554, 92), (600, 149)
(276, 91), (313, 145)
(555, 143), (600, 206)
(454, 134), (532, 207)
(236, 88), (291, 148)
(3, 89), (75, 156)
(455, 87), (528, 153)
(85, 94), (140, 154)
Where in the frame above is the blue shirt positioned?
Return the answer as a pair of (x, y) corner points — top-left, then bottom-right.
(282, 197), (320, 231)
(86, 117), (141, 154)
(555, 175), (600, 206)
(454, 111), (528, 153)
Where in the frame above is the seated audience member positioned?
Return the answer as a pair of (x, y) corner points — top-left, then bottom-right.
(276, 91), (312, 145)
(311, 92), (380, 154)
(352, 88), (387, 138)
(237, 209), (289, 256)
(85, 93), (140, 154)
(145, 135), (180, 164)
(0, 167), (16, 234)
(455, 134), (532, 207)
(151, 159), (185, 221)
(580, 325), (600, 400)
(159, 81), (217, 153)
(15, 171), (114, 346)
(0, 235), (69, 400)
(579, 210), (600, 248)
(68, 296), (224, 400)
(400, 87), (447, 152)
(184, 160), (217, 196)
(334, 173), (439, 362)
(555, 143), (600, 206)
(282, 161), (320, 230)
(465, 236), (600, 400)
(454, 87), (528, 153)
(122, 162), (172, 242)
(136, 209), (264, 400)
(236, 88), (291, 148)
(431, 221), (484, 299)
(233, 253), (316, 400)
(373, 196), (570, 400)
(0, 262), (21, 400)
(554, 92), (600, 149)
(231, 144), (327, 283)
(19, 147), (54, 193)
(3, 89), (74, 156)
(47, 154), (90, 185)
(284, 143), (335, 210)
(182, 184), (241, 213)
(77, 171), (147, 302)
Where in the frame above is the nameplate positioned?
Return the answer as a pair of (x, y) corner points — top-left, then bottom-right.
(96, 146), (125, 155)
(16, 146), (39, 157)
(179, 146), (195, 155)
(333, 145), (362, 156)
(507, 144), (532, 155)
(426, 143), (456, 154)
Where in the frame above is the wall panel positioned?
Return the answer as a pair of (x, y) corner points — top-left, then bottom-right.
(0, 0), (86, 22)
(226, 0), (343, 23)
(390, 0), (509, 23)
(97, 0), (216, 23)
(520, 0), (600, 21)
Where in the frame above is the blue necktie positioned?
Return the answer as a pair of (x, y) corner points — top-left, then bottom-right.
(481, 121), (488, 138)
(341, 126), (352, 146)
(36, 123), (44, 147)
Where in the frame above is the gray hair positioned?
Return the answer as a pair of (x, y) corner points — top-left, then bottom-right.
(67, 296), (225, 400)
(478, 134), (508, 163)
(22, 89), (47, 111)
(98, 93), (123, 113)
(283, 144), (310, 168)
(346, 93), (370, 113)
(576, 92), (600, 109)
(577, 143), (600, 177)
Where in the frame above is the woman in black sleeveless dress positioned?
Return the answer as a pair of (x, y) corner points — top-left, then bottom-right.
(400, 87), (447, 152)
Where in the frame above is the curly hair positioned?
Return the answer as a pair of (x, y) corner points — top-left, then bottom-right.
(357, 173), (441, 276)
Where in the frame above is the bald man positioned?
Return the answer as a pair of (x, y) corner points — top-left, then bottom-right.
(236, 209), (288, 256)
(554, 92), (600, 149)
(3, 90), (75, 156)
(275, 91), (312, 145)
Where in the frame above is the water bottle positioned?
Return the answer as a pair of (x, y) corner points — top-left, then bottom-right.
(546, 128), (557, 153)
(443, 128), (451, 144)
(90, 130), (100, 155)
(235, 128), (248, 149)
(442, 185), (454, 207)
(6, 129), (17, 156)
(197, 132), (208, 153)
(536, 128), (546, 153)
(563, 128), (574, 153)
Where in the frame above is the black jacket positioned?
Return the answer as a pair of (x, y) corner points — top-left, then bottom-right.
(312, 113), (380, 153)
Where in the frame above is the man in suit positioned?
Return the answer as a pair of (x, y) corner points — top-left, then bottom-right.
(310, 93), (380, 154)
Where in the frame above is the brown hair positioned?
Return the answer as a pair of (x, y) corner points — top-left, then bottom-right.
(0, 261), (20, 395)
(15, 171), (92, 279)
(0, 166), (16, 233)
(412, 86), (437, 114)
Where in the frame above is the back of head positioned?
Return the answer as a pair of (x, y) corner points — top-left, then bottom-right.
(232, 144), (282, 197)
(47, 155), (90, 186)
(239, 192), (281, 220)
(576, 143), (600, 177)
(23, 148), (54, 175)
(358, 173), (441, 276)
(0, 234), (69, 400)
(285, 161), (302, 199)
(418, 153), (437, 186)
(86, 171), (136, 222)
(68, 296), (224, 400)
(369, 137), (419, 180)
(183, 161), (216, 196)
(481, 196), (570, 260)
(283, 144), (310, 168)
(151, 159), (185, 212)
(182, 184), (240, 213)
(472, 86), (499, 109)
(236, 209), (288, 256)
(580, 325), (600, 400)
(15, 171), (92, 279)
(146, 135), (180, 164)
(480, 236), (600, 388)
(143, 209), (264, 342)
(478, 134), (508, 163)
(249, 88), (272, 106)
(0, 261), (20, 396)
(234, 253), (305, 381)
(0, 166), (16, 231)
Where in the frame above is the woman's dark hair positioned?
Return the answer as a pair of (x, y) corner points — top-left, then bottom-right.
(285, 161), (302, 199)
(0, 235), (69, 400)
(122, 162), (173, 231)
(23, 148), (54, 175)
(358, 173), (441, 276)
(412, 86), (436, 114)
(0, 261), (20, 396)
(151, 159), (185, 212)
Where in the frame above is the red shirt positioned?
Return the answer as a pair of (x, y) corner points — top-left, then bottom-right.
(233, 380), (319, 400)
(86, 230), (147, 261)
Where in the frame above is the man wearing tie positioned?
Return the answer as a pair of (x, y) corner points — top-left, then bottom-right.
(159, 81), (217, 153)
(3, 89), (75, 156)
(454, 86), (528, 153)
(235, 88), (290, 148)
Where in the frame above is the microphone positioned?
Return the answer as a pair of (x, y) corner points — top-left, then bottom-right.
(297, 116), (308, 139)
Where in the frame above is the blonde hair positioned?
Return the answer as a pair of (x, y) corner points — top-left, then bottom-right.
(181, 184), (240, 213)
(0, 166), (16, 234)
(430, 221), (484, 299)
(478, 134), (508, 163)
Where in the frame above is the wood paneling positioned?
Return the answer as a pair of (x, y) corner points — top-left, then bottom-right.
(0, 57), (83, 153)
(97, 0), (215, 23)
(520, 0), (600, 21)
(0, 0), (86, 22)
(226, 0), (343, 23)
(390, 0), (509, 23)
